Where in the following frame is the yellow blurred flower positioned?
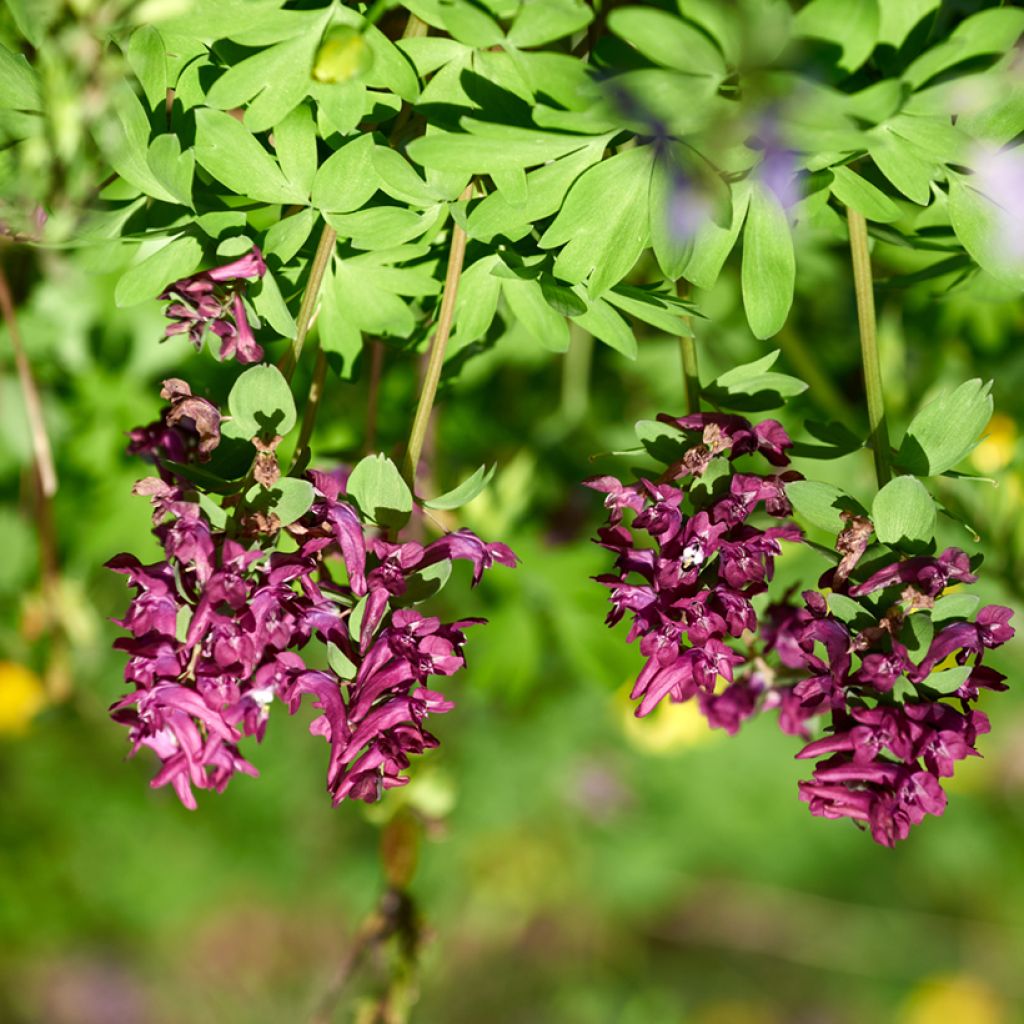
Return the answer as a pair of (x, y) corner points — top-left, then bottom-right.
(0, 662), (46, 736)
(971, 413), (1017, 475)
(617, 680), (720, 754)
(899, 974), (1005, 1024)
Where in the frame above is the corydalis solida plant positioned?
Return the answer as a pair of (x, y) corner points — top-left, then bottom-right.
(589, 394), (1015, 846)
(110, 358), (515, 807)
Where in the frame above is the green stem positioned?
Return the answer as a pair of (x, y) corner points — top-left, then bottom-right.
(402, 184), (473, 487)
(676, 282), (700, 413)
(279, 223), (336, 380)
(680, 334), (700, 414)
(847, 208), (891, 487)
(560, 324), (593, 425)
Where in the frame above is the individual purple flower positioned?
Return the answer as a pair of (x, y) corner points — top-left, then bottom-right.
(160, 246), (267, 363)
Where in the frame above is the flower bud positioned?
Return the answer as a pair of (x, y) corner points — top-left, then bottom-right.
(312, 26), (374, 84)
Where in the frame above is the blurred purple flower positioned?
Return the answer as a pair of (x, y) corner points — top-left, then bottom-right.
(970, 143), (1024, 263)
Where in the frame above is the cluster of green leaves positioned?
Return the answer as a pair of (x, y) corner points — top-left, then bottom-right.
(3, 0), (1021, 373)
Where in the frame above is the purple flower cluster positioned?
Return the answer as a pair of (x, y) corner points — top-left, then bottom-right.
(768, 549), (1015, 846)
(160, 246), (266, 363)
(587, 413), (802, 727)
(109, 412), (515, 809)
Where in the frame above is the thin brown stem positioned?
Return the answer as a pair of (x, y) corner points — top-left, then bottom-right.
(0, 259), (57, 498)
(402, 183), (474, 487)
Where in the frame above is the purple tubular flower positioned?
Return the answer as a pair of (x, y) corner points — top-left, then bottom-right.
(109, 447), (515, 809)
(849, 547), (976, 598)
(159, 246), (267, 364)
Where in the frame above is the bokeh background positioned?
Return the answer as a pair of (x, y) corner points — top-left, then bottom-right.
(2, 206), (1023, 1024)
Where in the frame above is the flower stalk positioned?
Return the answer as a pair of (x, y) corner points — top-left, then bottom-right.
(846, 207), (891, 487)
(403, 183), (474, 487)
(281, 222), (337, 379)
(676, 282), (700, 414)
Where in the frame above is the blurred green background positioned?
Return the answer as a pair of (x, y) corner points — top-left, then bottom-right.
(2, 186), (1023, 1024)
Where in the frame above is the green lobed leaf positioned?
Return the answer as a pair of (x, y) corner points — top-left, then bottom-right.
(897, 378), (994, 476)
(264, 208), (318, 263)
(605, 285), (695, 337)
(706, 349), (808, 410)
(251, 271), (295, 337)
(501, 276), (570, 352)
(683, 179), (751, 290)
(103, 83), (183, 204)
(901, 612), (934, 657)
(194, 107), (305, 205)
(634, 419), (690, 463)
(608, 6), (726, 78)
(205, 31), (320, 132)
(362, 25), (420, 101)
(948, 175), (1024, 289)
(871, 476), (936, 546)
(903, 8), (1024, 90)
(648, 148), (693, 281)
(245, 477), (315, 526)
(867, 127), (937, 205)
(465, 141), (607, 241)
(327, 642), (357, 679)
(741, 184), (795, 339)
(326, 206), (444, 251)
(931, 592), (980, 623)
(274, 102), (318, 200)
(922, 665), (972, 695)
(114, 235), (203, 307)
(228, 363), (298, 439)
(318, 262), (364, 381)
(877, 0), (939, 48)
(449, 254), (502, 352)
(312, 134), (378, 214)
(793, 0), (879, 74)
(423, 464), (496, 510)
(393, 560), (453, 606)
(569, 289), (638, 359)
(785, 480), (857, 533)
(146, 134), (195, 207)
(347, 454), (414, 531)
(830, 165), (902, 223)
(125, 26), (166, 110)
(507, 0), (593, 47)
(408, 126), (594, 174)
(540, 145), (654, 296)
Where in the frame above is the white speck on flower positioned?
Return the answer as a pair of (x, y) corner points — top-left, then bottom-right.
(681, 541), (705, 570)
(248, 686), (275, 708)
